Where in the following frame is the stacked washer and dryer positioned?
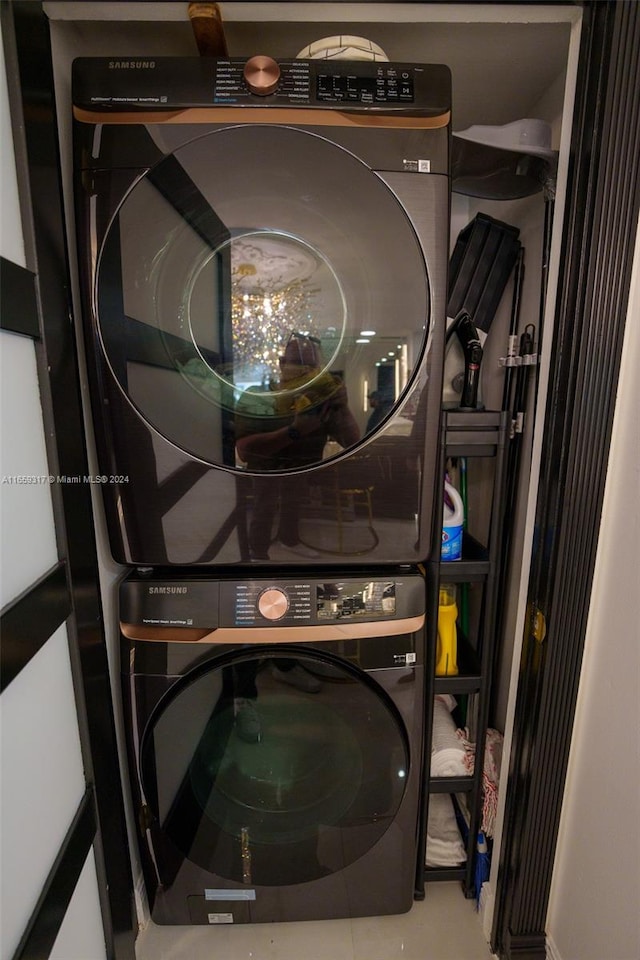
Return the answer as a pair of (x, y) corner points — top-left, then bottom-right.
(72, 54), (451, 926)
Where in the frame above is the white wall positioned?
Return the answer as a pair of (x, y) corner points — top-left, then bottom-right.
(0, 23), (107, 960)
(545, 221), (640, 960)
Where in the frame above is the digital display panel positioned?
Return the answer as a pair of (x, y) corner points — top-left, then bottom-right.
(316, 581), (396, 619)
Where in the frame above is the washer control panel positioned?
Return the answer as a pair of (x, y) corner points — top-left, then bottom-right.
(227, 579), (398, 626)
(120, 571), (424, 630)
(236, 582), (311, 625)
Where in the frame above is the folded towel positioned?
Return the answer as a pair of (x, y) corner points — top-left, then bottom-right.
(435, 693), (457, 713)
(454, 726), (504, 838)
(425, 794), (467, 867)
(431, 696), (467, 777)
(431, 748), (469, 778)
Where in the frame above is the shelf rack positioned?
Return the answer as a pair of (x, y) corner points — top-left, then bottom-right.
(416, 409), (509, 898)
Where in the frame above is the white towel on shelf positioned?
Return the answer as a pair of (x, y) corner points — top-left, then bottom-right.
(430, 695), (468, 777)
(425, 794), (467, 867)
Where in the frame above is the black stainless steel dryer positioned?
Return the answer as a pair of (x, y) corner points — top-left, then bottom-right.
(73, 57), (450, 566)
(120, 567), (425, 925)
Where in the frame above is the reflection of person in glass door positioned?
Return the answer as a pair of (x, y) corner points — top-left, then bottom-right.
(228, 657), (322, 744)
(235, 333), (360, 559)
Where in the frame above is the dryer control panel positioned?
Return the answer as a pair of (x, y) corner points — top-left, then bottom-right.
(72, 56), (451, 118)
(215, 58), (414, 105)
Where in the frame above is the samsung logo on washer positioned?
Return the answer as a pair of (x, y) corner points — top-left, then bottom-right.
(148, 586), (188, 595)
(108, 60), (156, 69)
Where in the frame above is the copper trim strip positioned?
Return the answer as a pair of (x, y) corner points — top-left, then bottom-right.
(120, 614), (425, 644)
(73, 105), (450, 130)
(120, 624), (212, 643)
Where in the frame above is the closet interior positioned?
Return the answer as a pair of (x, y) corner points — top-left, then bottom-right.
(43, 0), (581, 933)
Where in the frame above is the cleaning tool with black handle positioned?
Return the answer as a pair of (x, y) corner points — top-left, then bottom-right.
(500, 247), (526, 413)
(445, 310), (484, 410)
(447, 214), (521, 334)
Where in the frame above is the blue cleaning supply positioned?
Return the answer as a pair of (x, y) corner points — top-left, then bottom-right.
(475, 831), (490, 909)
(442, 480), (464, 560)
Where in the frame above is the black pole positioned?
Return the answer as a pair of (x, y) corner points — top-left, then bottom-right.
(501, 247), (525, 413)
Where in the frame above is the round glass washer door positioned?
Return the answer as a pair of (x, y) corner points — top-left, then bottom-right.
(139, 650), (410, 887)
(96, 124), (430, 472)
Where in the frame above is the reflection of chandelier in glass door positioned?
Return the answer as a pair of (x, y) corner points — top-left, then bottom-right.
(232, 260), (321, 383)
(229, 232), (345, 385)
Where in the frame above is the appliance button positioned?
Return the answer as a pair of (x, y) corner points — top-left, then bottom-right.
(258, 588), (289, 620)
(243, 56), (281, 96)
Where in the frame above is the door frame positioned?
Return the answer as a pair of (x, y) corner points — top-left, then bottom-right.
(2, 3), (136, 958)
(491, 2), (640, 957)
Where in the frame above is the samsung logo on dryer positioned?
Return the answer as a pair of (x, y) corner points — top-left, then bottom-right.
(148, 586), (188, 595)
(108, 60), (156, 70)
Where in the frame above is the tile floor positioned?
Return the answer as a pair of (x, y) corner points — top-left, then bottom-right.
(136, 883), (495, 960)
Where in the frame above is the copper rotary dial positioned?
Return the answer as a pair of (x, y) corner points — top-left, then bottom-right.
(258, 588), (289, 620)
(243, 55), (281, 96)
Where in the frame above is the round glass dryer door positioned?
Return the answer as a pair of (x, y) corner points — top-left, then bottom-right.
(96, 125), (430, 472)
(139, 651), (410, 887)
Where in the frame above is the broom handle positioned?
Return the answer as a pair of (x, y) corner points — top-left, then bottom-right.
(188, 2), (228, 57)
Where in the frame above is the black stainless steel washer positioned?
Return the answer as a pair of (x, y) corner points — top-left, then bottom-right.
(120, 567), (426, 924)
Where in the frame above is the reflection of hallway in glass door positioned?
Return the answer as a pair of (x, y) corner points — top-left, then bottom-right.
(376, 362), (395, 400)
(370, 337), (410, 402)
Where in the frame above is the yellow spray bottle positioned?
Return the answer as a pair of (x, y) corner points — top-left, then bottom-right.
(436, 584), (459, 676)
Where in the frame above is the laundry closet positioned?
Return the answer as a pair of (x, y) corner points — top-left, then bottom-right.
(3, 3), (638, 960)
(49, 0), (579, 946)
